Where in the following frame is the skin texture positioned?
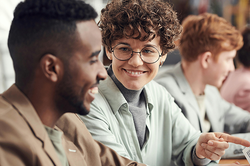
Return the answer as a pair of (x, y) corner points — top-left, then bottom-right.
(196, 133), (250, 160)
(182, 50), (236, 96)
(26, 20), (107, 127)
(106, 34), (166, 90)
(55, 21), (107, 115)
(204, 50), (236, 88)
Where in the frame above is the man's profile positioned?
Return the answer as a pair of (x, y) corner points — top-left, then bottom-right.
(0, 0), (146, 165)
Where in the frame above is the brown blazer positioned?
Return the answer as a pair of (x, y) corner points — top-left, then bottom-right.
(0, 85), (145, 166)
(56, 113), (145, 166)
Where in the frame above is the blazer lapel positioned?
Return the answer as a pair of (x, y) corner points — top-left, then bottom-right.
(3, 84), (62, 166)
(204, 88), (223, 132)
(172, 64), (203, 131)
(173, 64), (200, 114)
(205, 102), (216, 132)
(54, 125), (86, 166)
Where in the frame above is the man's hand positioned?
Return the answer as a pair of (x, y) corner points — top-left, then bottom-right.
(196, 132), (250, 160)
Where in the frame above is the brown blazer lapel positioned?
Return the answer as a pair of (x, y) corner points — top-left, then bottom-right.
(43, 134), (63, 166)
(3, 85), (62, 166)
(61, 135), (87, 166)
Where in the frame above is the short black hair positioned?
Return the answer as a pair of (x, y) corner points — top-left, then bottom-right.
(237, 27), (250, 68)
(8, 0), (97, 86)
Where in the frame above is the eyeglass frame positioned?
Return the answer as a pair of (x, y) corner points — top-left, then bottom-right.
(111, 43), (163, 64)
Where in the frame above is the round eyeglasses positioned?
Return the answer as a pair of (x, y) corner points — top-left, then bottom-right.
(111, 43), (162, 64)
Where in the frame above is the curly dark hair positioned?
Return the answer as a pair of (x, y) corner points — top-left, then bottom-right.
(99, 0), (182, 55)
(8, 0), (97, 87)
(237, 27), (250, 67)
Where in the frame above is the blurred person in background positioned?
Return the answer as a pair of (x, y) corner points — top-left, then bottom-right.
(220, 26), (250, 113)
(155, 13), (250, 159)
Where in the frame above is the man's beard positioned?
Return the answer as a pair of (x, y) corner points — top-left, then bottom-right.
(70, 99), (89, 116)
(55, 70), (90, 116)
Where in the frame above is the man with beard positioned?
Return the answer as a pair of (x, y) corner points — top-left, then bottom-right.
(0, 0), (146, 165)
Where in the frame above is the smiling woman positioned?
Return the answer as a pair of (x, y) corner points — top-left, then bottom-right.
(79, 0), (250, 166)
(106, 33), (164, 90)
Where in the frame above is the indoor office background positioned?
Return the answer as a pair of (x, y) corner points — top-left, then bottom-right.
(0, 0), (249, 93)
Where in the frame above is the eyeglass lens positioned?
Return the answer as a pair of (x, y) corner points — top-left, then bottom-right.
(113, 44), (160, 64)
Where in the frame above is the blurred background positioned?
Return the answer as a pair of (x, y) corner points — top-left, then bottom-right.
(0, 0), (250, 93)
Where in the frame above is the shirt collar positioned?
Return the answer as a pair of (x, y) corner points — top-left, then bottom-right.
(98, 76), (154, 115)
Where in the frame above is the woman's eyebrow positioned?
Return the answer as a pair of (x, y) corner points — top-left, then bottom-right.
(116, 42), (130, 46)
(143, 44), (158, 47)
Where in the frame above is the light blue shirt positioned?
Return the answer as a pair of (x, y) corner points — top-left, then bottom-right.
(80, 76), (211, 166)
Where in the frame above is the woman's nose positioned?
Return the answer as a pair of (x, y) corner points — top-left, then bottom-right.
(128, 52), (143, 67)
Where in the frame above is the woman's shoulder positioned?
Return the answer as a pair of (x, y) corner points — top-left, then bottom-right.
(145, 80), (173, 100)
(146, 80), (167, 91)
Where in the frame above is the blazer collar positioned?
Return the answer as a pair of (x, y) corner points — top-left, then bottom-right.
(171, 63), (201, 115)
(172, 63), (191, 94)
(98, 76), (153, 115)
(55, 121), (85, 166)
(204, 86), (222, 132)
(98, 76), (127, 115)
(2, 84), (62, 166)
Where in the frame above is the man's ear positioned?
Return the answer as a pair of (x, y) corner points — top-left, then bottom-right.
(199, 51), (212, 69)
(39, 54), (63, 82)
(105, 47), (113, 60)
